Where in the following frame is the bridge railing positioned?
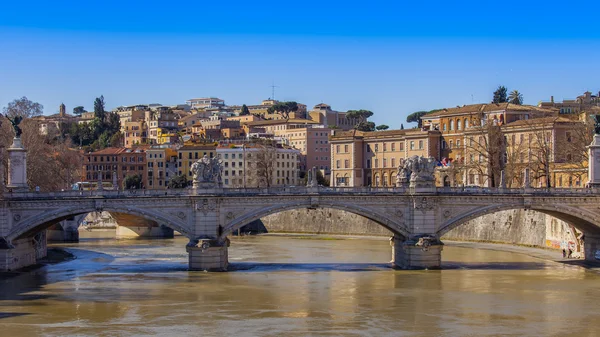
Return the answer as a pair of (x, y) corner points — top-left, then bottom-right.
(3, 185), (600, 199)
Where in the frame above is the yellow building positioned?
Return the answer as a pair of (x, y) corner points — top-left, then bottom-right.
(329, 129), (441, 187)
(124, 121), (147, 146)
(147, 146), (178, 189)
(177, 143), (217, 179)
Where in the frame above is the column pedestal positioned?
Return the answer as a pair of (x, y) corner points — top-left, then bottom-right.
(391, 235), (443, 269)
(187, 239), (229, 271)
(7, 137), (28, 192)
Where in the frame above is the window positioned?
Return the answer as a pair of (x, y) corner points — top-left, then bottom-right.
(336, 160), (340, 168)
(443, 124), (447, 131)
(374, 159), (379, 168)
(344, 160), (349, 168)
(457, 119), (462, 130)
(464, 119), (469, 129)
(391, 158), (396, 167)
(366, 159), (371, 168)
(399, 142), (404, 151)
(383, 143), (387, 151)
(391, 143), (396, 151)
(344, 145), (349, 153)
(336, 145), (340, 153)
(456, 140), (461, 148)
(449, 120), (454, 131)
(418, 140), (423, 149)
(366, 145), (371, 152)
(383, 158), (387, 168)
(449, 140), (453, 149)
(410, 141), (415, 150)
(375, 144), (379, 151)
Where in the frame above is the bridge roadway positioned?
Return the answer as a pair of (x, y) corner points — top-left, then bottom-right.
(2, 186), (600, 271)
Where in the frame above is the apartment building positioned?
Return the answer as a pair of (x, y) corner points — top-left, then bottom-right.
(82, 147), (148, 189)
(217, 145), (300, 188)
(123, 120), (147, 146)
(177, 143), (217, 179)
(146, 146), (178, 189)
(186, 97), (226, 110)
(329, 129), (441, 187)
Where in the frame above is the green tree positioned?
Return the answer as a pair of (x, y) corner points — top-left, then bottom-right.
(508, 90), (523, 105)
(346, 109), (373, 124)
(2, 96), (43, 118)
(267, 101), (299, 120)
(123, 174), (143, 190)
(376, 124), (389, 131)
(316, 170), (330, 186)
(73, 106), (85, 116)
(406, 111), (428, 128)
(94, 95), (106, 121)
(492, 86), (508, 104)
(240, 104), (250, 116)
(168, 174), (188, 188)
(355, 121), (376, 132)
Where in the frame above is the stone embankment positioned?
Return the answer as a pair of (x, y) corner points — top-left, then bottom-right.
(245, 208), (579, 253)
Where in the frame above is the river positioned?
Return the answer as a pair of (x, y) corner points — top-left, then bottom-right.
(1, 235), (600, 336)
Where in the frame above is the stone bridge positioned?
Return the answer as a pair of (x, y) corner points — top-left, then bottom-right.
(3, 186), (600, 271)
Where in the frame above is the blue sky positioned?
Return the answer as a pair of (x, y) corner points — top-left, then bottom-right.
(1, 1), (599, 127)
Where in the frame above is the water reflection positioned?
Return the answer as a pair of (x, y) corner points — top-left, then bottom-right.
(1, 236), (600, 336)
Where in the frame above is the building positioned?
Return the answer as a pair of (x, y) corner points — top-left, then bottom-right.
(308, 103), (359, 130)
(177, 143), (217, 179)
(123, 121), (148, 146)
(146, 146), (178, 189)
(538, 91), (600, 115)
(33, 103), (77, 135)
(82, 147), (148, 189)
(231, 99), (308, 120)
(329, 129), (441, 187)
(278, 126), (331, 174)
(186, 97), (226, 110)
(217, 144), (300, 188)
(147, 110), (179, 144)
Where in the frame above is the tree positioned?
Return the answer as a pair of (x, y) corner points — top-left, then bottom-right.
(346, 109), (373, 124)
(463, 113), (506, 187)
(73, 106), (86, 116)
(123, 174), (143, 190)
(492, 86), (508, 104)
(240, 104), (250, 116)
(376, 124), (389, 131)
(251, 144), (277, 188)
(267, 101), (299, 120)
(316, 170), (330, 186)
(168, 174), (188, 188)
(508, 90), (523, 105)
(94, 95), (106, 121)
(355, 121), (376, 132)
(406, 111), (428, 128)
(2, 96), (43, 118)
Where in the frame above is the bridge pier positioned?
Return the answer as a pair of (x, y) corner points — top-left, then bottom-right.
(0, 233), (46, 272)
(186, 238), (229, 271)
(47, 223), (79, 243)
(115, 225), (174, 239)
(391, 235), (443, 269)
(584, 234), (600, 263)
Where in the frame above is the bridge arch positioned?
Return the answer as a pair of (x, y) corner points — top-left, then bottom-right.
(220, 201), (408, 240)
(437, 203), (600, 238)
(8, 205), (191, 241)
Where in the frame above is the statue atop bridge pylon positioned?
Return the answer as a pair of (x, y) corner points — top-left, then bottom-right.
(396, 155), (437, 189)
(191, 155), (223, 189)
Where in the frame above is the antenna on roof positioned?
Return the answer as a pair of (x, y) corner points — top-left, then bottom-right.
(270, 81), (279, 101)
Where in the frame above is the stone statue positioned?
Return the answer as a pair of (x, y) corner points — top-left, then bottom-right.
(191, 155), (222, 188)
(6, 115), (23, 138)
(396, 158), (409, 187)
(594, 115), (600, 135)
(395, 155), (437, 188)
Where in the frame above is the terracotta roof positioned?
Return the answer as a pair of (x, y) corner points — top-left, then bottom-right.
(247, 118), (318, 127)
(422, 103), (553, 118)
(503, 116), (576, 127)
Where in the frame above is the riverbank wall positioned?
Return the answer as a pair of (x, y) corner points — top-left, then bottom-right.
(245, 208), (581, 254)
